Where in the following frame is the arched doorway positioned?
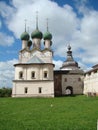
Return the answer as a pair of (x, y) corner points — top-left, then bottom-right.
(65, 86), (73, 96)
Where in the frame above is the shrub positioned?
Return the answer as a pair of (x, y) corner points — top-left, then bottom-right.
(0, 87), (12, 97)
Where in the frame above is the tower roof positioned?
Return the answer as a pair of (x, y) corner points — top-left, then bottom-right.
(31, 11), (43, 39)
(20, 19), (30, 41)
(20, 31), (30, 41)
(31, 29), (43, 39)
(43, 31), (52, 40)
(61, 45), (79, 70)
(27, 40), (32, 47)
(43, 18), (52, 40)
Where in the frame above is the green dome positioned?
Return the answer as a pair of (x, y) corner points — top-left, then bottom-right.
(43, 31), (52, 40)
(31, 29), (43, 39)
(20, 32), (30, 40)
(27, 40), (32, 47)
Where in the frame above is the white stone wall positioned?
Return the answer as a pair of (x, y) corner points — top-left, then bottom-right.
(19, 49), (53, 64)
(62, 74), (83, 95)
(14, 64), (54, 80)
(12, 81), (54, 97)
(84, 71), (98, 95)
(13, 64), (54, 97)
(19, 51), (31, 63)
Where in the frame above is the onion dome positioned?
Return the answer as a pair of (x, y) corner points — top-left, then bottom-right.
(43, 31), (52, 40)
(27, 40), (32, 47)
(44, 18), (52, 40)
(31, 29), (43, 39)
(31, 12), (43, 39)
(20, 31), (30, 40)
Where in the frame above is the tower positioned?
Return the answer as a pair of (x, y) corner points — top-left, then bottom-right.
(54, 45), (84, 96)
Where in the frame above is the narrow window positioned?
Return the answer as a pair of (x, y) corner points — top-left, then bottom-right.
(24, 87), (28, 94)
(65, 78), (67, 82)
(44, 71), (48, 78)
(19, 71), (23, 79)
(38, 87), (42, 93)
(31, 71), (35, 78)
(78, 78), (81, 81)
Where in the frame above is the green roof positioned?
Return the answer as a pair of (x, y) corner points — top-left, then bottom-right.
(20, 32), (30, 40)
(31, 29), (43, 39)
(43, 31), (52, 40)
(27, 40), (32, 47)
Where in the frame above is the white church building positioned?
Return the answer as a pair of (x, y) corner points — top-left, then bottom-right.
(12, 17), (54, 97)
(12, 16), (98, 97)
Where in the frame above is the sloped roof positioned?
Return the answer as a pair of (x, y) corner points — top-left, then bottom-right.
(27, 55), (44, 64)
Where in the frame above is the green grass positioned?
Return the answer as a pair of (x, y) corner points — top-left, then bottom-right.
(0, 96), (98, 130)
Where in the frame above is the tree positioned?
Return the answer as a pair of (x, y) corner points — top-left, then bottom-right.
(0, 87), (12, 97)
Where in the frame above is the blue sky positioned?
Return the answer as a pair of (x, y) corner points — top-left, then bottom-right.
(0, 0), (98, 87)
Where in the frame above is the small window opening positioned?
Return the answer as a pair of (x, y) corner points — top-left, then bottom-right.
(65, 78), (67, 82)
(38, 87), (42, 93)
(44, 71), (48, 78)
(31, 71), (35, 78)
(24, 87), (28, 94)
(19, 71), (23, 79)
(78, 78), (81, 81)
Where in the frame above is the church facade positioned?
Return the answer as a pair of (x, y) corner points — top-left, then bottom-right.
(12, 19), (54, 97)
(12, 18), (84, 97)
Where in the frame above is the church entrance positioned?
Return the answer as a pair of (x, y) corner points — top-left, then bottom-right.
(65, 86), (73, 96)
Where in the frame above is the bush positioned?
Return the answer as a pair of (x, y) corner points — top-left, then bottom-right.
(0, 87), (12, 97)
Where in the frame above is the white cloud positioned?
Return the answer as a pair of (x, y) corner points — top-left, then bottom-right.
(0, 0), (98, 72)
(0, 32), (14, 46)
(0, 59), (18, 87)
(0, 1), (14, 20)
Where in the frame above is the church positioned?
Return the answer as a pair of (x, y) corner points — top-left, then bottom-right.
(12, 17), (84, 97)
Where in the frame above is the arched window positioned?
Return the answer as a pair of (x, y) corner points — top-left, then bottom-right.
(31, 71), (35, 79)
(38, 87), (42, 93)
(44, 71), (48, 78)
(24, 87), (28, 94)
(19, 71), (23, 79)
(78, 78), (81, 81)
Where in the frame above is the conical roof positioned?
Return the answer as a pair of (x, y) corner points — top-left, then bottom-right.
(61, 45), (79, 70)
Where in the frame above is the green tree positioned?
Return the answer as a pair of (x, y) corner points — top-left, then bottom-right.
(0, 87), (12, 97)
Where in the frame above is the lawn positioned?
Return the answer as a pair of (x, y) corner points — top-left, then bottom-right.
(0, 96), (98, 130)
